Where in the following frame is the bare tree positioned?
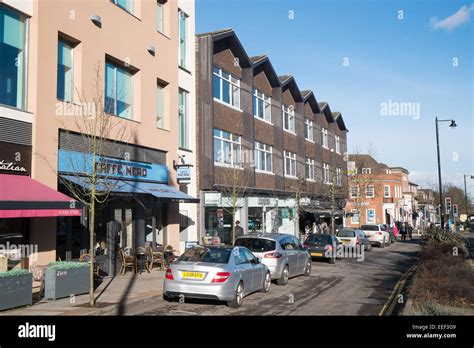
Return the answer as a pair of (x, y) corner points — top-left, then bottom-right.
(289, 174), (308, 240)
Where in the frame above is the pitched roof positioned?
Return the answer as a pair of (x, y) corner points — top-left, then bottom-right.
(279, 75), (303, 102)
(197, 28), (233, 37)
(251, 55), (281, 87)
(250, 55), (267, 64)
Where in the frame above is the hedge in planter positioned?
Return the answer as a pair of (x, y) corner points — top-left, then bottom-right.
(44, 262), (90, 300)
(0, 269), (33, 311)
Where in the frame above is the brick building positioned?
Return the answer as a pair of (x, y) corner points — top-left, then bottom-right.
(196, 29), (348, 243)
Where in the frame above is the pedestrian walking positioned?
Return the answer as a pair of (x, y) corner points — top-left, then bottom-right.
(392, 223), (399, 240)
(407, 224), (413, 240)
(400, 223), (407, 241)
(234, 220), (244, 238)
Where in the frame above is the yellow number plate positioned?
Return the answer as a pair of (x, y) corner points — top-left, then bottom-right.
(181, 271), (205, 279)
(341, 240), (350, 244)
(311, 252), (323, 257)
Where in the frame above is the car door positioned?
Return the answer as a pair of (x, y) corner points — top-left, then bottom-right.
(292, 236), (306, 275)
(242, 248), (264, 293)
(280, 236), (298, 276)
(233, 247), (253, 295)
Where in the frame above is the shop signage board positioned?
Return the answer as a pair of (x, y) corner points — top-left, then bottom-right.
(176, 165), (192, 183)
(58, 149), (168, 183)
(204, 192), (221, 206)
(0, 142), (31, 175)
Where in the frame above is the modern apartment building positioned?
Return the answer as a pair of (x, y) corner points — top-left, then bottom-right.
(0, 0), (197, 276)
(196, 29), (348, 243)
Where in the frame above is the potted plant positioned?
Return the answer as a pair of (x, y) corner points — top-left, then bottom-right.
(0, 269), (33, 310)
(44, 261), (90, 300)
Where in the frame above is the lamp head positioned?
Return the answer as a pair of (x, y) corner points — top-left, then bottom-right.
(449, 120), (457, 128)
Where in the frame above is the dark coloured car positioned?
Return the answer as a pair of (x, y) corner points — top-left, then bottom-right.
(354, 229), (372, 251)
(304, 234), (341, 264)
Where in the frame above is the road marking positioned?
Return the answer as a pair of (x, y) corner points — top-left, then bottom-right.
(168, 309), (197, 315)
(379, 263), (418, 316)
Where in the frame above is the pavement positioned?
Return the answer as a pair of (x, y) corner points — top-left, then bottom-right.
(0, 269), (165, 316)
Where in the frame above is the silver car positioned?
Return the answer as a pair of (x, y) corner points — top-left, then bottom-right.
(234, 233), (311, 285)
(163, 245), (271, 308)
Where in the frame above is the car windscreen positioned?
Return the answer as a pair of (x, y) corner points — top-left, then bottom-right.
(361, 225), (379, 231)
(337, 230), (355, 237)
(306, 234), (332, 244)
(178, 247), (231, 264)
(234, 238), (276, 252)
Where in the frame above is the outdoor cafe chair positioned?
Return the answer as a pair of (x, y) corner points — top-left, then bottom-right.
(118, 248), (137, 275)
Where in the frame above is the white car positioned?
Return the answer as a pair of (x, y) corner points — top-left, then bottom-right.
(360, 224), (390, 248)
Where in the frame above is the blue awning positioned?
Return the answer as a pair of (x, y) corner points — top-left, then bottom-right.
(60, 175), (199, 203)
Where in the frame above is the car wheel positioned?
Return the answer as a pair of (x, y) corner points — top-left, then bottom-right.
(227, 282), (244, 308)
(380, 238), (385, 248)
(163, 293), (173, 302)
(260, 272), (271, 293)
(276, 265), (289, 285)
(303, 260), (311, 276)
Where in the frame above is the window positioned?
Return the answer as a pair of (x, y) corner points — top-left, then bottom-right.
(305, 158), (315, 181)
(350, 186), (359, 198)
(336, 167), (342, 186)
(213, 67), (240, 109)
(178, 89), (188, 149)
(366, 185), (375, 198)
(335, 135), (340, 154)
(156, 0), (166, 33)
(386, 169), (391, 174)
(254, 141), (272, 173)
(282, 105), (295, 133)
(323, 163), (330, 183)
(0, 5), (27, 109)
(366, 209), (376, 223)
(384, 185), (390, 198)
(57, 39), (73, 102)
(111, 0), (133, 13)
(284, 150), (296, 177)
(351, 210), (359, 224)
(304, 118), (314, 142)
(253, 89), (271, 122)
(361, 168), (372, 174)
(321, 128), (328, 148)
(156, 81), (166, 128)
(214, 128), (241, 167)
(105, 60), (133, 119)
(178, 9), (188, 69)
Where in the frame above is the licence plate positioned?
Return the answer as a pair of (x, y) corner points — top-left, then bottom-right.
(341, 239), (350, 244)
(311, 252), (323, 257)
(181, 271), (205, 280)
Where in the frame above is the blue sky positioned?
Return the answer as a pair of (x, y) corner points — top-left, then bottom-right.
(196, 0), (474, 197)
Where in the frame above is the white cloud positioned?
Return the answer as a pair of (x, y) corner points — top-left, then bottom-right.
(430, 3), (474, 31)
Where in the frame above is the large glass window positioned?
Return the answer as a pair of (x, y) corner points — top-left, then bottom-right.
(213, 66), (240, 109)
(57, 39), (73, 102)
(253, 89), (271, 122)
(178, 89), (188, 149)
(254, 141), (272, 173)
(284, 150), (296, 177)
(366, 185), (375, 198)
(105, 60), (133, 119)
(0, 5), (27, 109)
(336, 167), (342, 186)
(304, 118), (314, 142)
(157, 0), (166, 33)
(335, 135), (341, 153)
(111, 0), (133, 14)
(156, 82), (165, 128)
(321, 128), (328, 148)
(282, 105), (295, 133)
(384, 185), (390, 197)
(214, 128), (241, 167)
(350, 186), (359, 198)
(305, 157), (315, 181)
(178, 9), (188, 68)
(323, 163), (330, 183)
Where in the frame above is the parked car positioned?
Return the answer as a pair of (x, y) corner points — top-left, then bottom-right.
(335, 229), (372, 252)
(234, 233), (311, 285)
(304, 233), (341, 264)
(163, 245), (271, 308)
(355, 229), (373, 251)
(360, 224), (390, 248)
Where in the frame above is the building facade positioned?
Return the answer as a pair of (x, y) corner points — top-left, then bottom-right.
(196, 29), (348, 243)
(0, 0), (197, 276)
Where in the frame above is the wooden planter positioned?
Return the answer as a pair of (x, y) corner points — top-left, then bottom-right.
(0, 273), (33, 311)
(44, 267), (90, 300)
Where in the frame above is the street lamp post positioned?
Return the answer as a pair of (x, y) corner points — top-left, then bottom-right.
(464, 174), (474, 216)
(435, 117), (457, 229)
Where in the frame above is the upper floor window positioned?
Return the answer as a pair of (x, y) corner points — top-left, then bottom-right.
(214, 128), (241, 167)
(156, 80), (167, 129)
(105, 60), (133, 119)
(57, 39), (73, 102)
(336, 167), (342, 186)
(178, 9), (188, 69)
(304, 118), (314, 142)
(361, 167), (372, 174)
(323, 163), (330, 183)
(254, 141), (272, 173)
(284, 150), (296, 177)
(384, 185), (390, 198)
(305, 157), (315, 181)
(351, 209), (359, 224)
(366, 185), (375, 198)
(178, 89), (189, 149)
(111, 0), (133, 14)
(253, 89), (271, 122)
(386, 169), (391, 174)
(321, 128), (328, 148)
(213, 67), (240, 109)
(335, 135), (341, 154)
(157, 0), (166, 34)
(0, 5), (27, 109)
(282, 105), (295, 133)
(350, 186), (359, 198)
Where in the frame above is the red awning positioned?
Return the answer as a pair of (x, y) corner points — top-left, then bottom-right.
(0, 174), (82, 218)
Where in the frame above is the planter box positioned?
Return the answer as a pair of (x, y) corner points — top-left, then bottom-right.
(0, 273), (33, 311)
(44, 267), (90, 300)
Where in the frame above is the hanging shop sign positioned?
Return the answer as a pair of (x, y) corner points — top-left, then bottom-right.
(0, 142), (31, 175)
(176, 165), (192, 183)
(58, 149), (168, 183)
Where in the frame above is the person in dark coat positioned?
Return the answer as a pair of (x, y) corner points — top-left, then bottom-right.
(400, 223), (407, 240)
(407, 224), (413, 240)
(234, 221), (244, 238)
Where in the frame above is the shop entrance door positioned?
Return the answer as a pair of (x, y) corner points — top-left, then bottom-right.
(114, 208), (134, 251)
